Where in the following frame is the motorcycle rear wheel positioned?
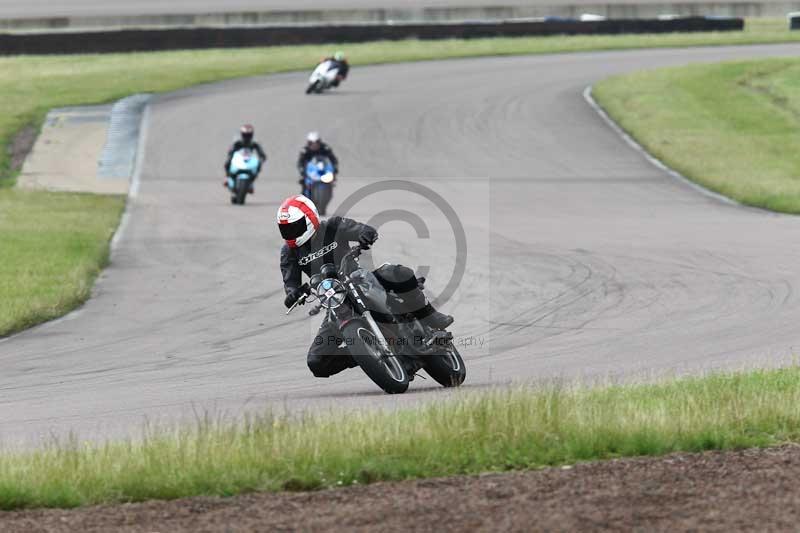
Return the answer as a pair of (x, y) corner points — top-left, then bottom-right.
(423, 344), (466, 388)
(342, 320), (409, 394)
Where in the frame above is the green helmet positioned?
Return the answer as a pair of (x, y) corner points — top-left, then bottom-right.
(334, 51), (345, 61)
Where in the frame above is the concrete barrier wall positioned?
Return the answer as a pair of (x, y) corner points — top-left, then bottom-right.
(0, 5), (793, 31)
(0, 17), (744, 56)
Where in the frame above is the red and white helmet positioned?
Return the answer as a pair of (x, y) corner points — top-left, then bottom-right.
(277, 195), (320, 248)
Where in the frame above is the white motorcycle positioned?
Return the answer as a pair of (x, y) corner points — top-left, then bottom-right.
(306, 60), (341, 94)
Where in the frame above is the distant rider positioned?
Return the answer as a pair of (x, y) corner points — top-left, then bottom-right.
(326, 51), (349, 87)
(297, 132), (339, 191)
(277, 195), (453, 378)
(223, 124), (267, 193)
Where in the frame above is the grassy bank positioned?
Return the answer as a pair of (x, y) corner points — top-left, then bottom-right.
(2, 20), (800, 336)
(0, 190), (124, 335)
(594, 57), (800, 213)
(1, 367), (799, 510)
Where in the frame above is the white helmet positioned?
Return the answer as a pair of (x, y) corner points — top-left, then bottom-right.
(306, 131), (321, 144)
(277, 195), (320, 248)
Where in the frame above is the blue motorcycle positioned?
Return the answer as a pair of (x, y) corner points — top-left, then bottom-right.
(303, 156), (335, 215)
(226, 148), (262, 205)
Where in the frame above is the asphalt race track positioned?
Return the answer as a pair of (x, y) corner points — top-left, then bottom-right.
(3, 45), (800, 446)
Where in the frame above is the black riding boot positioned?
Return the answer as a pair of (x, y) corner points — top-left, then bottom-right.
(403, 287), (453, 331)
(415, 303), (454, 330)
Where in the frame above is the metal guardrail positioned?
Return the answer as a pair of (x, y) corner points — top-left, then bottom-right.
(0, 17), (744, 56)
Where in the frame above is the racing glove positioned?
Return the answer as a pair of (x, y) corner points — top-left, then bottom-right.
(358, 228), (379, 250)
(284, 285), (310, 309)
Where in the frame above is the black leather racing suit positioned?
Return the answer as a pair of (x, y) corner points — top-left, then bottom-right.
(280, 216), (428, 378)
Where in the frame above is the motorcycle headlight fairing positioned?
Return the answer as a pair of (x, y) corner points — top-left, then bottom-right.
(317, 278), (346, 309)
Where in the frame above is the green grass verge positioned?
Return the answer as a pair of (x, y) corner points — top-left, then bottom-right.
(594, 56), (800, 213)
(0, 190), (124, 334)
(2, 18), (800, 336)
(2, 367), (799, 510)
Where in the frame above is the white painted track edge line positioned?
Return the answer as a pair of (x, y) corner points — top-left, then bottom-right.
(582, 85), (777, 214)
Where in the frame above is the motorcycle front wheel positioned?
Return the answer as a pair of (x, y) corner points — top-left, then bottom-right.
(235, 178), (249, 205)
(342, 320), (409, 394)
(312, 184), (332, 216)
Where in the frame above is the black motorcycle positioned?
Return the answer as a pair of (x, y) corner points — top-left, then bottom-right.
(287, 245), (466, 394)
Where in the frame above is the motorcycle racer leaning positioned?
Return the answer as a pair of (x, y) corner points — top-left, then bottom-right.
(297, 132), (338, 190)
(327, 51), (349, 87)
(223, 124), (267, 192)
(278, 195), (453, 378)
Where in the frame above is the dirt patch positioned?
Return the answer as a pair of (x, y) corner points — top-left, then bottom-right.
(7, 124), (38, 175)
(3, 444), (800, 532)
